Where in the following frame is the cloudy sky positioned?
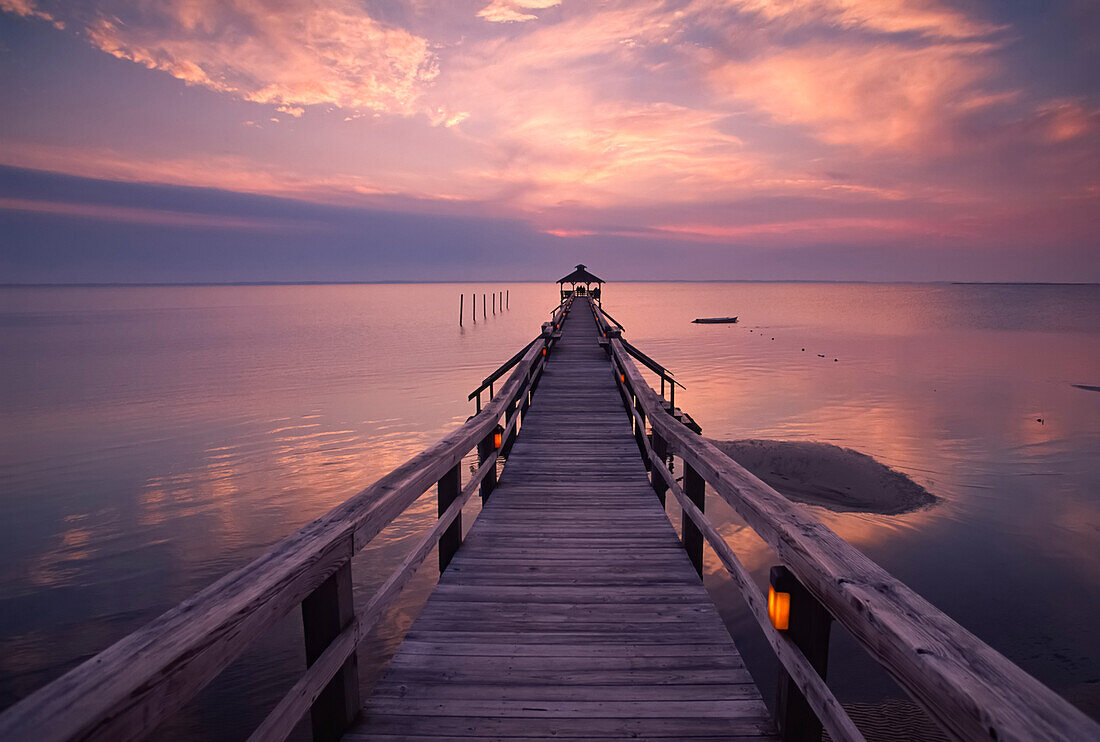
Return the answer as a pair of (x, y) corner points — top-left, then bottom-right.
(0, 0), (1096, 282)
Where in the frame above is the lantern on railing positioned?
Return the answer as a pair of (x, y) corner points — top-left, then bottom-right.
(493, 424), (504, 450)
(768, 585), (790, 630)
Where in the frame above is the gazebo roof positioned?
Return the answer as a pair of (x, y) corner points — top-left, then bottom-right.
(558, 264), (604, 285)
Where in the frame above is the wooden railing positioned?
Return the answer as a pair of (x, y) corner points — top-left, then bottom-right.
(0, 301), (572, 742)
(590, 301), (1099, 742)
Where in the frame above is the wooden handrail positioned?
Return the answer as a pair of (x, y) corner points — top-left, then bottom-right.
(0, 316), (559, 742)
(591, 309), (683, 392)
(596, 303), (1100, 742)
(609, 360), (864, 742)
(598, 306), (625, 329)
(468, 337), (538, 400)
(620, 338), (685, 390)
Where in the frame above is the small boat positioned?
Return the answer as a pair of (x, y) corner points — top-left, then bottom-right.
(692, 316), (738, 324)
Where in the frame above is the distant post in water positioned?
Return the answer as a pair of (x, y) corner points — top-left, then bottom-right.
(459, 294), (463, 326)
(471, 293), (476, 323)
(483, 293), (487, 319)
(507, 290), (510, 309)
(493, 292), (496, 315)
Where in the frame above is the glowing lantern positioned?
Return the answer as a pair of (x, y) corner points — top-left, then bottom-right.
(768, 586), (790, 630)
(493, 425), (503, 449)
(620, 373), (625, 383)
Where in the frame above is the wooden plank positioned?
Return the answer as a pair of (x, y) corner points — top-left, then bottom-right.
(394, 641), (740, 657)
(348, 715), (775, 738)
(368, 683), (762, 701)
(363, 698), (769, 718)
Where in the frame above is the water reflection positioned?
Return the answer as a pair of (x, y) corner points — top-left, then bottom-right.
(0, 282), (1096, 732)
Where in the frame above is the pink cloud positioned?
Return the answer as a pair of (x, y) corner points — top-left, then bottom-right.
(81, 0), (439, 115)
(478, 0), (561, 24)
(695, 0), (1000, 39)
(0, 0), (62, 27)
(710, 41), (1001, 151)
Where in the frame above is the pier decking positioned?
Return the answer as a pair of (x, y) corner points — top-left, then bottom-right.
(2, 292), (1097, 742)
(347, 300), (774, 739)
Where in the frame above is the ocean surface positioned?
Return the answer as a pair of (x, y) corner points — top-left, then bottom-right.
(0, 282), (1097, 738)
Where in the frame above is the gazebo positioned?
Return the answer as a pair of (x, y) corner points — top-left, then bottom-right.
(558, 264), (604, 303)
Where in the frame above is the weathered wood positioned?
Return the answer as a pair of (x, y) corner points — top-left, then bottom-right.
(602, 308), (1100, 742)
(682, 461), (705, 578)
(771, 566), (832, 742)
(0, 525), (355, 742)
(248, 450), (495, 741)
(437, 464), (461, 573)
(302, 561), (359, 741)
(469, 338), (539, 400)
(651, 430), (669, 505)
(502, 397), (518, 457)
(477, 431), (497, 503)
(248, 619), (359, 742)
(649, 453), (864, 742)
(350, 297), (775, 741)
(350, 715), (775, 738)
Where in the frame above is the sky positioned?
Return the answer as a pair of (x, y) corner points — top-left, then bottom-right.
(0, 0), (1097, 282)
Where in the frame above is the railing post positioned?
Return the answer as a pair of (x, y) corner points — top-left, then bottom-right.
(650, 431), (668, 506)
(521, 374), (533, 416)
(301, 560), (360, 741)
(771, 565), (833, 742)
(437, 463), (462, 573)
(501, 397), (518, 457)
(477, 429), (498, 503)
(682, 462), (705, 577)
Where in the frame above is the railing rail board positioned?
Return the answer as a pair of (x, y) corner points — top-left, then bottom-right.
(595, 303), (1099, 742)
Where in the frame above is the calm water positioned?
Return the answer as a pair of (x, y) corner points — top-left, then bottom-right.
(0, 283), (1097, 737)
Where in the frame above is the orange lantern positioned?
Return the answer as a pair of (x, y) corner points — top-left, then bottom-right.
(768, 585), (790, 631)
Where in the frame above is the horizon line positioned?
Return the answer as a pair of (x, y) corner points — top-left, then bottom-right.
(2, 280), (1099, 288)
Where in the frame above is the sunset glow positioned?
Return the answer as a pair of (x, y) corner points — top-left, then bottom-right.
(1, 0), (1096, 281)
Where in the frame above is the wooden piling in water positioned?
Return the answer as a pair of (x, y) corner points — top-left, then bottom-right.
(459, 294), (463, 326)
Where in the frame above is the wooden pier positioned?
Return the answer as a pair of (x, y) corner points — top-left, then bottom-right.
(347, 297), (773, 740)
(1, 292), (1097, 742)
